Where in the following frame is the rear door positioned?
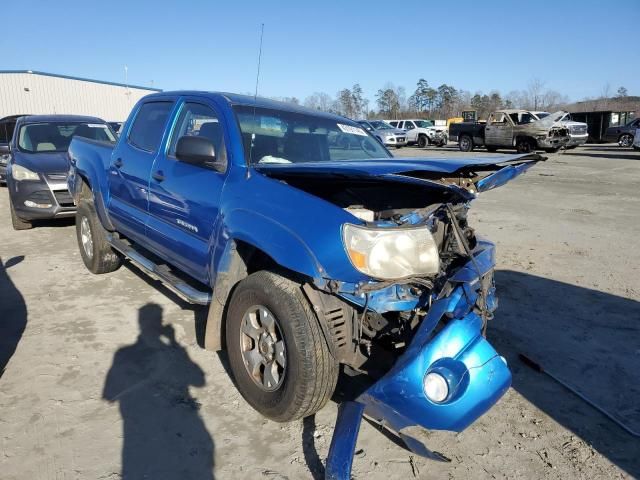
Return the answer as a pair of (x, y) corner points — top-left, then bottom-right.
(484, 112), (513, 147)
(108, 99), (176, 240)
(146, 98), (228, 284)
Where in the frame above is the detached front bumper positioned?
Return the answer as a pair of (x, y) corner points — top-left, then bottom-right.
(8, 173), (75, 220)
(327, 240), (511, 478)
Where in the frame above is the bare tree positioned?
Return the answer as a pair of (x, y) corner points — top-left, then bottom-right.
(527, 78), (546, 110)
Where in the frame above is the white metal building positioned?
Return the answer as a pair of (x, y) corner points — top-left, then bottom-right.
(0, 70), (161, 121)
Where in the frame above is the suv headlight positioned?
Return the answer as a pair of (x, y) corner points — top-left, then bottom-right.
(12, 164), (40, 181)
(343, 224), (440, 279)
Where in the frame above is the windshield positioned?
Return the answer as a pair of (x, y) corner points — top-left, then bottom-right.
(234, 106), (391, 164)
(535, 112), (550, 119)
(18, 122), (116, 153)
(414, 120), (434, 128)
(370, 120), (393, 130)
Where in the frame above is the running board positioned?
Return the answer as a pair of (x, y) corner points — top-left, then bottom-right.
(106, 233), (211, 305)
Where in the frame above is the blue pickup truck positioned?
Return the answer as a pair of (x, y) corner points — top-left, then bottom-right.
(68, 91), (542, 476)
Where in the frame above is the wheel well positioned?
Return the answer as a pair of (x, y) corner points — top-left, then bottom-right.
(204, 239), (313, 351)
(619, 133), (634, 140)
(515, 135), (536, 147)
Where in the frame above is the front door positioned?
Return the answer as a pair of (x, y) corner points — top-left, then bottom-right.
(108, 100), (175, 240)
(403, 121), (418, 142)
(484, 112), (513, 147)
(146, 99), (228, 284)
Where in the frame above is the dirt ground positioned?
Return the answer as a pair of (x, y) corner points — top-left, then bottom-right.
(0, 144), (639, 479)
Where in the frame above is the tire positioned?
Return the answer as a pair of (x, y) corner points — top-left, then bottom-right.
(619, 134), (633, 148)
(545, 147), (560, 153)
(486, 146), (498, 152)
(9, 197), (32, 230)
(76, 200), (122, 274)
(459, 135), (474, 152)
(395, 146), (403, 149)
(417, 135), (428, 148)
(226, 270), (338, 422)
(516, 137), (535, 153)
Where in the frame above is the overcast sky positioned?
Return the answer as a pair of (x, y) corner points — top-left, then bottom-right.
(3, 0), (639, 103)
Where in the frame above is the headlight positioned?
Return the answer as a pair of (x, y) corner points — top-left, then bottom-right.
(343, 224), (440, 279)
(423, 372), (449, 403)
(12, 164), (40, 181)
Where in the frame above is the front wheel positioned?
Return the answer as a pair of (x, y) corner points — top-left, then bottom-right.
(417, 135), (428, 148)
(76, 200), (122, 274)
(516, 137), (535, 153)
(9, 197), (32, 230)
(545, 147), (560, 153)
(619, 134), (633, 147)
(226, 271), (338, 422)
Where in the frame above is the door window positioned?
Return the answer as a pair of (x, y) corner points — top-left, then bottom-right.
(127, 101), (173, 152)
(489, 113), (508, 125)
(168, 102), (225, 163)
(404, 121), (415, 130)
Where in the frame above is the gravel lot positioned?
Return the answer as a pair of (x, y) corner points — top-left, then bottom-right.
(1, 144), (639, 479)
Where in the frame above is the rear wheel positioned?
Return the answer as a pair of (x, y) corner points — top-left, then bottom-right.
(9, 197), (32, 230)
(459, 135), (474, 152)
(619, 134), (633, 147)
(226, 270), (338, 422)
(417, 135), (428, 148)
(76, 200), (122, 274)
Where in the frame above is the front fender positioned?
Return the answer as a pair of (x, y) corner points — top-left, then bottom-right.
(224, 208), (325, 283)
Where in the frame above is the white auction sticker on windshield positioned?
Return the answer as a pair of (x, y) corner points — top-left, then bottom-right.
(337, 124), (367, 136)
(87, 124), (108, 129)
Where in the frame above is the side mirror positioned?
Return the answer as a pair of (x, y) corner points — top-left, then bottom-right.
(0, 144), (10, 154)
(175, 136), (225, 172)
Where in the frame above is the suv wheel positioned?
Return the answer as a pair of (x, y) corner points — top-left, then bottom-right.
(619, 134), (633, 147)
(226, 270), (338, 422)
(417, 135), (428, 148)
(76, 200), (122, 274)
(9, 197), (32, 230)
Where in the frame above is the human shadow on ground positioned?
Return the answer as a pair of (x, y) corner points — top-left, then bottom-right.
(490, 270), (640, 477)
(0, 255), (26, 379)
(103, 303), (214, 479)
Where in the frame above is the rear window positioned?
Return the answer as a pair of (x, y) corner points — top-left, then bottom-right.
(0, 121), (16, 144)
(127, 102), (173, 152)
(18, 122), (116, 153)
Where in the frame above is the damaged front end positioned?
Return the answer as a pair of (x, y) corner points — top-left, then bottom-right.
(256, 154), (543, 478)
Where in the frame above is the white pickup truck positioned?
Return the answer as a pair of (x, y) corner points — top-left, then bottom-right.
(532, 111), (588, 149)
(386, 119), (448, 147)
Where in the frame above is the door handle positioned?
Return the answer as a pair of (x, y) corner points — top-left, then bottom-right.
(152, 170), (165, 182)
(113, 158), (123, 168)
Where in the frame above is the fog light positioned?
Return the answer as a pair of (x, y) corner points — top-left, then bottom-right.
(24, 200), (52, 209)
(423, 372), (449, 403)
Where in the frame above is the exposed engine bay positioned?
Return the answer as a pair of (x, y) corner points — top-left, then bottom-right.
(260, 166), (502, 377)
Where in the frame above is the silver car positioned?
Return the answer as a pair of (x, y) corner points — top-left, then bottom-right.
(358, 120), (407, 148)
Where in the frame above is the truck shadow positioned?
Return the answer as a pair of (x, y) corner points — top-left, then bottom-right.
(562, 151), (640, 161)
(489, 270), (640, 477)
(103, 303), (215, 479)
(0, 255), (26, 379)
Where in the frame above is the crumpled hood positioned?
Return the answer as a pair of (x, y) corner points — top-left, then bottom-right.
(256, 154), (544, 197)
(13, 151), (69, 175)
(255, 153), (541, 178)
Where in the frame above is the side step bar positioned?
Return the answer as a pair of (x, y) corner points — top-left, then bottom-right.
(106, 233), (211, 305)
